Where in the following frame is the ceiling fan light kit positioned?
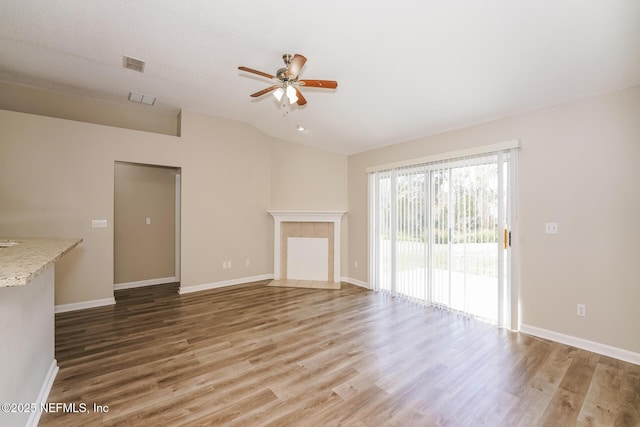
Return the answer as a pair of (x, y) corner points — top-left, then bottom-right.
(273, 85), (298, 103)
(238, 53), (338, 113)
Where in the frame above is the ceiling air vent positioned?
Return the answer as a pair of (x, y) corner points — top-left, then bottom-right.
(128, 92), (156, 105)
(123, 55), (145, 73)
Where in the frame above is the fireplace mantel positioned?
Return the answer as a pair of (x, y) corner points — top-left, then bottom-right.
(269, 211), (346, 283)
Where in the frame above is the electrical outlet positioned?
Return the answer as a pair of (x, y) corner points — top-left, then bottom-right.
(228, 261), (232, 268)
(222, 261), (227, 269)
(577, 304), (586, 317)
(245, 259), (251, 267)
(545, 222), (558, 234)
(354, 260), (359, 268)
(146, 217), (151, 225)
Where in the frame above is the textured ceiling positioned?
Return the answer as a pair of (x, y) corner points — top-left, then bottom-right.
(1, 0), (639, 154)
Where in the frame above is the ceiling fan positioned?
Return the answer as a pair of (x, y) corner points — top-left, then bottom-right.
(238, 53), (338, 110)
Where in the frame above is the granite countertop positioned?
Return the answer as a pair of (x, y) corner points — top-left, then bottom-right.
(0, 238), (82, 287)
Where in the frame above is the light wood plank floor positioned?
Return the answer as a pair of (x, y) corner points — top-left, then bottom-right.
(40, 281), (640, 426)
(267, 279), (341, 290)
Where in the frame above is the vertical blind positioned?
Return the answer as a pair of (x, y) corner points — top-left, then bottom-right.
(369, 149), (514, 325)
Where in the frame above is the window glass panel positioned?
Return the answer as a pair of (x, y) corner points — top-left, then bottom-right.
(369, 152), (510, 324)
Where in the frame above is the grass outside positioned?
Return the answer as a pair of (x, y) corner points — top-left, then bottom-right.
(382, 239), (499, 277)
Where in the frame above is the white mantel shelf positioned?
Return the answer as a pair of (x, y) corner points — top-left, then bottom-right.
(268, 211), (346, 222)
(269, 211), (346, 283)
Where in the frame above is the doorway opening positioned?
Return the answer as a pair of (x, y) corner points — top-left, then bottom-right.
(114, 162), (181, 291)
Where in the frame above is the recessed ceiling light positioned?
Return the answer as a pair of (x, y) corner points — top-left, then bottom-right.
(297, 125), (305, 132)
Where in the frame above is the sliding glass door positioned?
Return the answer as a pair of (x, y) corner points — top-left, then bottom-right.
(370, 151), (514, 326)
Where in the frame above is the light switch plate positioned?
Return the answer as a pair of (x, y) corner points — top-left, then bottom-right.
(577, 304), (586, 317)
(91, 219), (107, 228)
(545, 222), (558, 234)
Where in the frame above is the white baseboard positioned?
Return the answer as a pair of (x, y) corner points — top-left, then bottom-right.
(520, 324), (640, 366)
(26, 359), (58, 427)
(114, 276), (177, 290)
(341, 277), (369, 289)
(179, 274), (274, 295)
(55, 297), (116, 313)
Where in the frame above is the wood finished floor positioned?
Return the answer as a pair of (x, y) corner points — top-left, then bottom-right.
(267, 279), (341, 290)
(40, 281), (640, 426)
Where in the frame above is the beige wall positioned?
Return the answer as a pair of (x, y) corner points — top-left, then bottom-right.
(0, 81), (179, 136)
(177, 112), (273, 288)
(0, 105), (347, 305)
(347, 85), (640, 354)
(114, 162), (177, 284)
(270, 139), (348, 211)
(8, 81), (637, 356)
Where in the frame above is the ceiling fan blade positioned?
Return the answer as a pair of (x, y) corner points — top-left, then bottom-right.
(238, 66), (274, 79)
(294, 88), (307, 106)
(250, 85), (279, 97)
(286, 54), (307, 79)
(299, 79), (338, 89)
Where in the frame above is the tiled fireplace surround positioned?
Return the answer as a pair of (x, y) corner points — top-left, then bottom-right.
(269, 211), (346, 283)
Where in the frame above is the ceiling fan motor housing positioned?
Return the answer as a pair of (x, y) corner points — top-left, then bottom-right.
(276, 68), (289, 81)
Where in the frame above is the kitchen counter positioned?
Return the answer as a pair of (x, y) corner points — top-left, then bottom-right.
(0, 238), (82, 287)
(1, 237), (82, 427)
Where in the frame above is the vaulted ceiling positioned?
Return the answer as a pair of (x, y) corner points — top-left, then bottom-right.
(1, 1), (639, 154)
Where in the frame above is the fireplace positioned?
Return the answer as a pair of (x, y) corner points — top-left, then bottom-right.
(269, 211), (346, 283)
